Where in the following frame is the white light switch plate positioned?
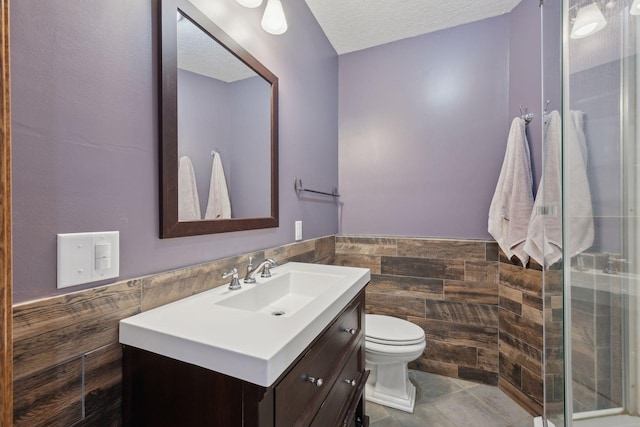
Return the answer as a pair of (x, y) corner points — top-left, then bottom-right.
(295, 221), (302, 241)
(57, 231), (119, 289)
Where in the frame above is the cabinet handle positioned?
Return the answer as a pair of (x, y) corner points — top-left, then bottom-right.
(342, 327), (357, 335)
(306, 376), (324, 387)
(344, 378), (357, 387)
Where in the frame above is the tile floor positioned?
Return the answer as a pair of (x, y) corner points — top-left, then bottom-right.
(574, 415), (640, 427)
(365, 370), (534, 427)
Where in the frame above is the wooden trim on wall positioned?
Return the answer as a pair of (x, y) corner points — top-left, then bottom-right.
(0, 0), (12, 424)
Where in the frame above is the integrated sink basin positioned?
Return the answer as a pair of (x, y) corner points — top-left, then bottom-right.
(215, 271), (342, 316)
(119, 262), (370, 387)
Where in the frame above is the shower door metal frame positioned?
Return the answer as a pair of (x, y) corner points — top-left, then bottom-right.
(621, 4), (639, 415)
(562, 0), (574, 424)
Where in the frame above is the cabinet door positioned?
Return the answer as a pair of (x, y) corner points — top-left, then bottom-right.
(275, 297), (362, 426)
(310, 345), (363, 427)
(123, 346), (272, 427)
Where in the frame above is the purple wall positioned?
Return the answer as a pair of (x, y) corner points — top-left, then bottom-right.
(229, 76), (271, 218)
(338, 16), (511, 239)
(11, 0), (339, 303)
(177, 70), (270, 218)
(566, 7), (631, 253)
(178, 68), (232, 215)
(509, 0), (542, 190)
(570, 60), (622, 253)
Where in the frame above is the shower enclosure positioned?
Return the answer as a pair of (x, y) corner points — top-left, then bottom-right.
(542, 0), (640, 426)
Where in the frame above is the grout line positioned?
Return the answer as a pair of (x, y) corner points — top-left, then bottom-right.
(466, 382), (522, 424)
(81, 354), (86, 420)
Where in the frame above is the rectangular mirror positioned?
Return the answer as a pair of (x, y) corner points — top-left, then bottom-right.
(160, 0), (279, 238)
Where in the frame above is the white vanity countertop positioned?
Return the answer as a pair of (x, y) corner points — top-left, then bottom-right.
(119, 262), (370, 387)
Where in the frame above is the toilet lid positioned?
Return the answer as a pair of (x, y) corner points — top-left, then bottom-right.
(365, 314), (425, 345)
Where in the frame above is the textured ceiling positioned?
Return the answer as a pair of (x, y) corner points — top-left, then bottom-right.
(178, 1), (525, 80)
(305, 0), (524, 55)
(177, 15), (257, 83)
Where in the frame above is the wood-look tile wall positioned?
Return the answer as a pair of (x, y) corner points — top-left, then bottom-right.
(569, 254), (623, 413)
(14, 233), (552, 424)
(12, 236), (334, 427)
(335, 236), (502, 386)
(336, 236), (549, 416)
(543, 267), (564, 420)
(497, 254), (544, 416)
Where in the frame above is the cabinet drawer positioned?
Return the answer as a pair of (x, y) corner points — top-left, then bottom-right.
(275, 298), (362, 427)
(310, 343), (364, 427)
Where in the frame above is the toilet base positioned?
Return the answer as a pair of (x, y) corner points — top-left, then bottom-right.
(365, 380), (416, 413)
(364, 361), (417, 413)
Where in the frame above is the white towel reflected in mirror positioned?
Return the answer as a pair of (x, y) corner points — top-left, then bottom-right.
(205, 152), (232, 219)
(178, 156), (202, 221)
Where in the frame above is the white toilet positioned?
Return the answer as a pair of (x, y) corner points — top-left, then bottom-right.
(364, 314), (426, 413)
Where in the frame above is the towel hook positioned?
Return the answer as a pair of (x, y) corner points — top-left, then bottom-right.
(519, 106), (534, 124)
(543, 100), (551, 114)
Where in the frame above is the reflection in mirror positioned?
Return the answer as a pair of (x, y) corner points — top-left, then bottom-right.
(161, 0), (279, 238)
(177, 12), (271, 221)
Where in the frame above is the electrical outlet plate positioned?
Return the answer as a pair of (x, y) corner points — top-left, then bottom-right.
(57, 231), (119, 289)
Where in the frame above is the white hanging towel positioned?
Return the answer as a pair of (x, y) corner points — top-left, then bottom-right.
(178, 156), (202, 221)
(524, 110), (593, 267)
(566, 110), (594, 257)
(204, 152), (232, 219)
(488, 117), (534, 266)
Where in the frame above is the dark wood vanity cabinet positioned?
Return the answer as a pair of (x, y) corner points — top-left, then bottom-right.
(123, 290), (368, 426)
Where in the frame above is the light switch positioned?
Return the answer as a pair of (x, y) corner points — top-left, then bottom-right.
(95, 242), (111, 260)
(57, 231), (119, 288)
(92, 232), (119, 280)
(95, 241), (111, 272)
(95, 257), (111, 271)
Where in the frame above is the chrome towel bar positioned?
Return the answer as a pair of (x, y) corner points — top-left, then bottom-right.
(294, 178), (340, 198)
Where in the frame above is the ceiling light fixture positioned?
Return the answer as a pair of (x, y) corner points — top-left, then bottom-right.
(570, 3), (607, 39)
(631, 0), (640, 15)
(237, 0), (263, 8)
(261, 0), (288, 35)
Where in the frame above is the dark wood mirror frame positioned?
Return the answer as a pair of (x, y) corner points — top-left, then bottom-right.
(160, 0), (279, 238)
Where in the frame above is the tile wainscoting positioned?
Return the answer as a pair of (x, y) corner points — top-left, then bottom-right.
(569, 253), (623, 413)
(497, 254), (545, 415)
(335, 236), (501, 386)
(13, 237), (334, 426)
(335, 235), (546, 416)
(13, 234), (548, 425)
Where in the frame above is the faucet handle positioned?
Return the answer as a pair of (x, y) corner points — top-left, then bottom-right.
(222, 268), (237, 279)
(261, 258), (277, 278)
(261, 264), (272, 278)
(223, 268), (241, 290)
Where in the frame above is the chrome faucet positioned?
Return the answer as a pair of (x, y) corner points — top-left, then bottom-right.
(244, 258), (277, 283)
(604, 254), (616, 274)
(603, 254), (628, 274)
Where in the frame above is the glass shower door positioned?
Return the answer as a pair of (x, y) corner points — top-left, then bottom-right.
(541, 0), (566, 426)
(564, 0), (640, 425)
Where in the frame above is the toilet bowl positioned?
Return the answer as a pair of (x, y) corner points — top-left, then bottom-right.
(364, 314), (426, 413)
